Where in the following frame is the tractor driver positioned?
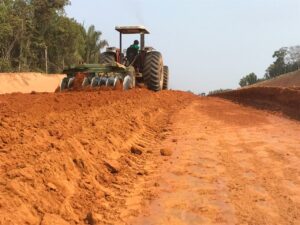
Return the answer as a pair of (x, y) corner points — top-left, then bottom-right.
(129, 40), (140, 51)
(126, 40), (140, 66)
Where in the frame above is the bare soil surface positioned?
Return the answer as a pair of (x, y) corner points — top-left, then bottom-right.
(0, 90), (300, 225)
(130, 98), (300, 225)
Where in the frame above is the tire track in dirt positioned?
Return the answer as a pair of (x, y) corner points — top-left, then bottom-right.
(130, 98), (300, 225)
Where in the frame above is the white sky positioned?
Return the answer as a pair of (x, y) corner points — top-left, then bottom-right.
(66, 0), (300, 93)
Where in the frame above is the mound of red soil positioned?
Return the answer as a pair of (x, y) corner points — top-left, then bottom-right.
(0, 89), (194, 225)
(214, 87), (300, 120)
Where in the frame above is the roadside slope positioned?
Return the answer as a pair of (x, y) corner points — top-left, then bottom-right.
(252, 70), (300, 88)
(0, 73), (64, 94)
(213, 87), (300, 120)
(213, 70), (300, 120)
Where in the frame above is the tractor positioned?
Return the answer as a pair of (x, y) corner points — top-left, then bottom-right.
(60, 25), (169, 91)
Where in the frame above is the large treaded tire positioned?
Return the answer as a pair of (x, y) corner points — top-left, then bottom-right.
(99, 52), (116, 64)
(143, 51), (164, 91)
(163, 66), (169, 90)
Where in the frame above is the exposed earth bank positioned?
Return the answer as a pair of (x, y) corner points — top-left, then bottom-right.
(214, 87), (300, 121)
(0, 73), (63, 94)
(251, 69), (300, 88)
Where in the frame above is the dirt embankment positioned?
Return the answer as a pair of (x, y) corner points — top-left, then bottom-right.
(0, 73), (64, 94)
(213, 70), (300, 121)
(213, 87), (300, 121)
(0, 89), (194, 225)
(252, 69), (300, 88)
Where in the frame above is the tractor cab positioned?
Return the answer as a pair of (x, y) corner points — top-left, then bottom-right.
(115, 25), (150, 52)
(114, 26), (150, 66)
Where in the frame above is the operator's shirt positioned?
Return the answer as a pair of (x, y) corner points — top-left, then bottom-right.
(129, 44), (140, 50)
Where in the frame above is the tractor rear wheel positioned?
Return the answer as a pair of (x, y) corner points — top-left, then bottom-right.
(163, 66), (169, 90)
(99, 52), (116, 64)
(143, 51), (164, 91)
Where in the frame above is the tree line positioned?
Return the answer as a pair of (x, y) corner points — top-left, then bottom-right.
(239, 46), (300, 87)
(0, 0), (108, 73)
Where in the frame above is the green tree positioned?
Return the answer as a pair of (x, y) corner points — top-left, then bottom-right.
(239, 73), (258, 87)
(84, 25), (108, 63)
(30, 0), (71, 71)
(0, 0), (107, 73)
(265, 48), (288, 79)
(208, 89), (233, 95)
(45, 15), (86, 72)
(0, 0), (27, 70)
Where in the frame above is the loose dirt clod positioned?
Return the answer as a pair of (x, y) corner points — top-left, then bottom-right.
(104, 160), (120, 174)
(131, 146), (143, 155)
(84, 212), (95, 225)
(46, 182), (57, 191)
(160, 148), (173, 156)
(137, 170), (149, 176)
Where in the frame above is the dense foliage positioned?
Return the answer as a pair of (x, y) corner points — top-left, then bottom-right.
(239, 73), (258, 87)
(208, 89), (233, 95)
(265, 46), (300, 79)
(0, 0), (108, 73)
(239, 45), (300, 87)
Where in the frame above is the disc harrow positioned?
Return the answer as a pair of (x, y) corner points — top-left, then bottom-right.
(60, 63), (135, 91)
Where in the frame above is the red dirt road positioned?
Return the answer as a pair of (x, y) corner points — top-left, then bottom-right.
(130, 98), (300, 225)
(0, 90), (300, 225)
